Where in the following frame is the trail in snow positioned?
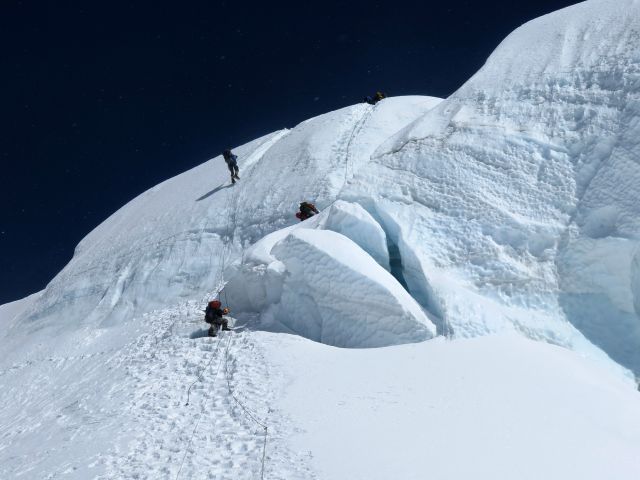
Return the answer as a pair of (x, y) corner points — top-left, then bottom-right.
(102, 304), (313, 480)
(3, 1), (640, 478)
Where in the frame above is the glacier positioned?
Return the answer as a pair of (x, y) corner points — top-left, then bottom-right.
(2, 0), (640, 478)
(225, 222), (436, 348)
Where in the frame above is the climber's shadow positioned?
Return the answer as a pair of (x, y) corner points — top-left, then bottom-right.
(196, 183), (232, 201)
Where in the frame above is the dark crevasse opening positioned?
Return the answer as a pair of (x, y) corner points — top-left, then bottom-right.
(340, 197), (451, 336)
(387, 239), (410, 292)
(383, 223), (451, 337)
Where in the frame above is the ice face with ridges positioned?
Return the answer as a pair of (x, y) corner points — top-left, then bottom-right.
(225, 206), (435, 347)
(2, 1), (640, 478)
(5, 97), (440, 346)
(344, 0), (640, 373)
(272, 229), (435, 347)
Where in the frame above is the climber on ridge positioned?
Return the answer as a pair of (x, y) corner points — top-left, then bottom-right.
(222, 149), (241, 184)
(204, 299), (231, 337)
(364, 91), (386, 105)
(296, 201), (319, 221)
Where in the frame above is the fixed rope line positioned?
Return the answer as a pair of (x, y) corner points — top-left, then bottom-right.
(336, 104), (374, 191)
(155, 159), (238, 347)
(223, 335), (269, 480)
(200, 155), (232, 301)
(175, 169), (241, 478)
(176, 150), (248, 478)
(184, 333), (224, 406)
(217, 151), (270, 478)
(175, 331), (232, 480)
(320, 102), (377, 215)
(217, 142), (265, 303)
(320, 103), (376, 216)
(335, 102), (459, 341)
(196, 172), (238, 310)
(343, 104), (375, 185)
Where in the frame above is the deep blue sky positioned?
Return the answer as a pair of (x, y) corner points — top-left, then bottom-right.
(1, 0), (578, 304)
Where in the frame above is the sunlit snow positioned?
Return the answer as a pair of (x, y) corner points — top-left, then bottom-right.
(2, 0), (640, 478)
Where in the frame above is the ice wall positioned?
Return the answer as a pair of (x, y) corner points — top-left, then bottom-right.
(225, 226), (436, 348)
(354, 0), (640, 372)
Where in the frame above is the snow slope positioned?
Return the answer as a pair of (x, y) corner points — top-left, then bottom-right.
(2, 96), (441, 370)
(2, 0), (640, 478)
(267, 333), (640, 480)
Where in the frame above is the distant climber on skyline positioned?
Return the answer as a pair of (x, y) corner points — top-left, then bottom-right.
(364, 91), (386, 105)
(222, 149), (241, 184)
(204, 299), (231, 337)
(296, 201), (319, 221)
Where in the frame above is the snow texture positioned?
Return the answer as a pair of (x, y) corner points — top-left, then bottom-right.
(2, 0), (640, 478)
(267, 333), (640, 480)
(314, 200), (390, 270)
(364, 0), (640, 373)
(226, 226), (436, 347)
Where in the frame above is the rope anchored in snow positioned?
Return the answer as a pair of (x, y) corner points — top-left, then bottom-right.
(223, 335), (269, 480)
(175, 331), (232, 480)
(342, 103), (376, 186)
(175, 158), (242, 479)
(184, 333), (225, 406)
(321, 103), (376, 215)
(176, 146), (268, 479)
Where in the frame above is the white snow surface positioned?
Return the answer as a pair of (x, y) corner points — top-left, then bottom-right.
(2, 0), (640, 478)
(267, 333), (640, 480)
(224, 200), (434, 347)
(226, 226), (436, 347)
(370, 0), (640, 373)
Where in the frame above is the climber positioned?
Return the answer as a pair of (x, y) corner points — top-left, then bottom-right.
(204, 299), (231, 337)
(222, 149), (240, 184)
(296, 201), (319, 221)
(364, 91), (386, 105)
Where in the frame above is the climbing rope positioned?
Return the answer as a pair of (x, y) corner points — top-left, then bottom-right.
(338, 103), (458, 341)
(318, 103), (376, 218)
(342, 103), (376, 187)
(176, 147), (268, 478)
(177, 106), (386, 477)
(175, 331), (233, 480)
(173, 159), (242, 479)
(223, 334), (269, 480)
(184, 333), (225, 406)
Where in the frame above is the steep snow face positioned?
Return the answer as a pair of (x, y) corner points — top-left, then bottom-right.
(3, 97), (441, 355)
(356, 0), (640, 373)
(5, 0), (640, 375)
(226, 211), (436, 347)
(8, 130), (287, 335)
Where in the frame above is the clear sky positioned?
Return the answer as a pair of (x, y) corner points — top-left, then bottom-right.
(0, 0), (578, 303)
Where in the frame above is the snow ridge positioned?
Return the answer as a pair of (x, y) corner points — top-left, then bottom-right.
(2, 1), (640, 478)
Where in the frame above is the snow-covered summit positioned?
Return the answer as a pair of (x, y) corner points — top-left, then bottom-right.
(2, 0), (640, 478)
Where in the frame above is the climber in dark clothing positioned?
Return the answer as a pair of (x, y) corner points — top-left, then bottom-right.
(296, 201), (319, 221)
(204, 300), (231, 337)
(222, 149), (240, 184)
(364, 91), (386, 105)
